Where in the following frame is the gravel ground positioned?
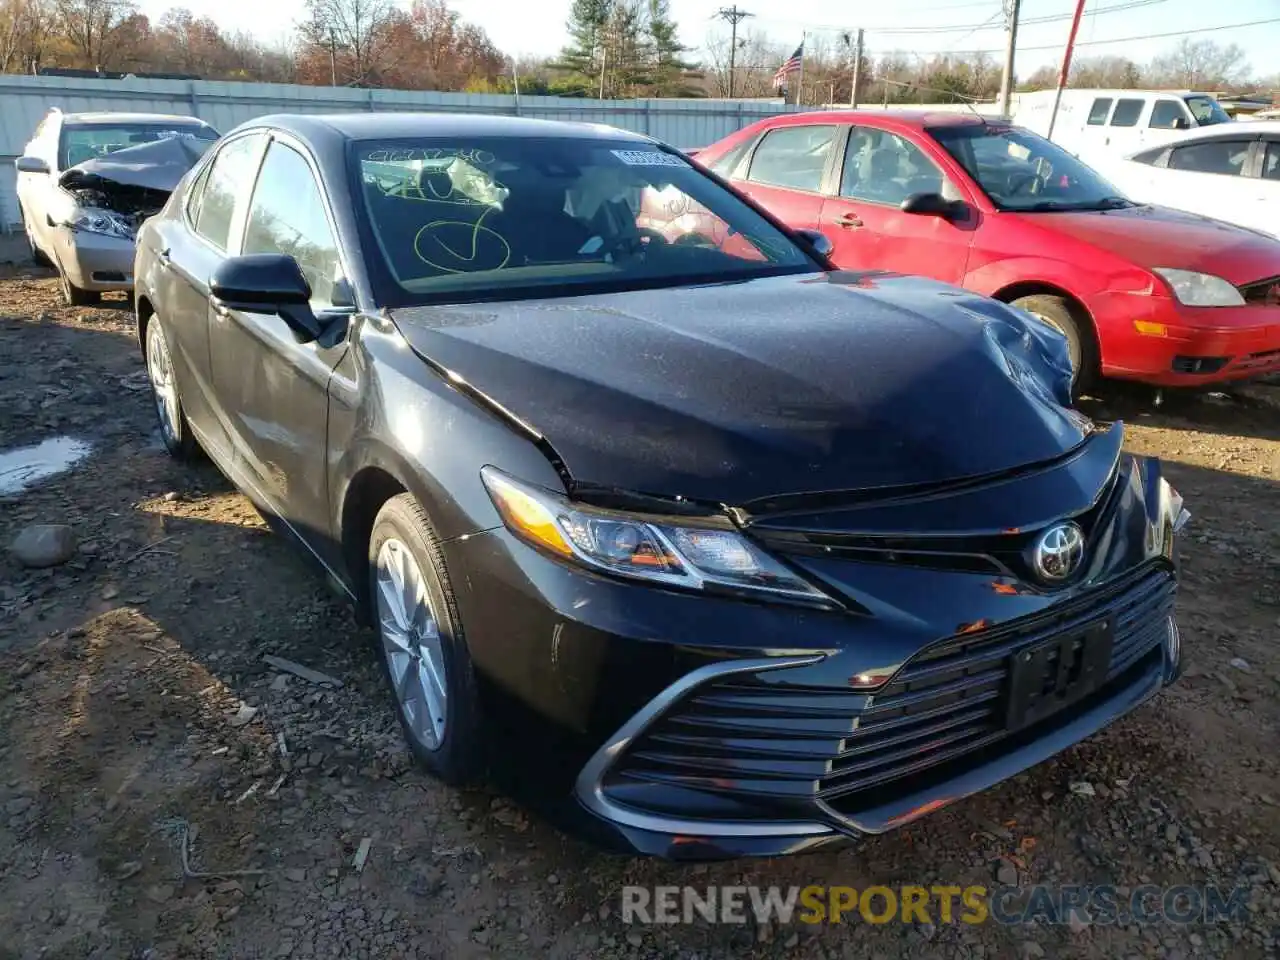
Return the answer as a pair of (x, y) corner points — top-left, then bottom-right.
(1, 257), (1278, 960)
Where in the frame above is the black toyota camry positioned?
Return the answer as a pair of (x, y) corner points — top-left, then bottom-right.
(133, 113), (1189, 859)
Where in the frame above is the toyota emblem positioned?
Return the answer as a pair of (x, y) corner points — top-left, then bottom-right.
(1032, 522), (1085, 582)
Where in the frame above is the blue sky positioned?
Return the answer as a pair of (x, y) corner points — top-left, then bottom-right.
(140, 0), (1280, 83)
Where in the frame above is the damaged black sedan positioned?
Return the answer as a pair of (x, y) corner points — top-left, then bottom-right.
(133, 113), (1191, 860)
(16, 110), (219, 304)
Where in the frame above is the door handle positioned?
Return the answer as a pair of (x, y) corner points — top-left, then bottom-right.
(836, 213), (863, 228)
(157, 248), (172, 269)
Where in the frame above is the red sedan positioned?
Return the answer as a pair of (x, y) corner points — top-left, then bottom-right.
(696, 111), (1280, 391)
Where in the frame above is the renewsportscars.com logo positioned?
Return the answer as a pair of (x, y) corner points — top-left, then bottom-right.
(621, 884), (1251, 927)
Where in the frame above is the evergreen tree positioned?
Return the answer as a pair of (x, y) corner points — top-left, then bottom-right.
(646, 0), (694, 96)
(557, 0), (695, 98)
(558, 0), (609, 88)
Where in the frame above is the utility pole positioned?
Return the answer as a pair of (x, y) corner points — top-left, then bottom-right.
(847, 28), (864, 108)
(999, 0), (1020, 116)
(717, 5), (753, 98)
(328, 27), (338, 87)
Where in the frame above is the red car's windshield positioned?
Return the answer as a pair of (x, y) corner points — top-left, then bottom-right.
(931, 124), (1133, 213)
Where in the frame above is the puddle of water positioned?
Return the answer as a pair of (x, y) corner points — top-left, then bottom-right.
(0, 436), (93, 496)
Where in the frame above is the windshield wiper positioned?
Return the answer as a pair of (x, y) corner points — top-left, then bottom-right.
(1017, 200), (1078, 212)
(1016, 196), (1135, 213)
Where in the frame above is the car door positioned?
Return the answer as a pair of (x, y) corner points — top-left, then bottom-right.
(819, 124), (974, 284)
(1073, 96), (1114, 161)
(1159, 137), (1260, 225)
(151, 131), (269, 464)
(208, 135), (353, 562)
(731, 123), (838, 230)
(19, 118), (60, 252)
(1087, 97), (1145, 166)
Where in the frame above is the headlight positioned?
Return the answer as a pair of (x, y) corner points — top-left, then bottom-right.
(481, 466), (830, 604)
(1152, 268), (1243, 307)
(69, 207), (135, 240)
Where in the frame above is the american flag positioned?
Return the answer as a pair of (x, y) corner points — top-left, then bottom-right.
(772, 43), (803, 88)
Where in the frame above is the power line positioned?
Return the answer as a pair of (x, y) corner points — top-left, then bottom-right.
(864, 0), (1165, 35)
(864, 15), (1280, 57)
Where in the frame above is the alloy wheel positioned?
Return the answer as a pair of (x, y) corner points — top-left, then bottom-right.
(146, 321), (180, 445)
(375, 537), (449, 750)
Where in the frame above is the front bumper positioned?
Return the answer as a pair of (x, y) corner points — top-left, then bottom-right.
(1094, 290), (1280, 386)
(444, 451), (1186, 859)
(578, 615), (1179, 860)
(51, 226), (136, 291)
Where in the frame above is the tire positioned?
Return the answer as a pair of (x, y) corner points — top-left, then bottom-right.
(58, 263), (100, 307)
(1011, 294), (1099, 398)
(368, 493), (484, 786)
(144, 314), (199, 461)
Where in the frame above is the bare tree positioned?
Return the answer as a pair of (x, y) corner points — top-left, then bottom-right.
(1148, 38), (1248, 89)
(0, 0), (54, 72)
(702, 26), (783, 98)
(301, 0), (395, 86)
(54, 0), (137, 71)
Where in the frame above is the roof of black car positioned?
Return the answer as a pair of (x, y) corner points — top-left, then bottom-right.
(243, 112), (655, 145)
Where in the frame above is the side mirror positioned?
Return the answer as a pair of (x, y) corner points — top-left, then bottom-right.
(794, 228), (834, 258)
(1172, 117), (1190, 130)
(900, 192), (964, 220)
(15, 155), (49, 174)
(209, 253), (321, 342)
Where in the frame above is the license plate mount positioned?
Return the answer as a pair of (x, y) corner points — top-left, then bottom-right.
(1005, 620), (1115, 731)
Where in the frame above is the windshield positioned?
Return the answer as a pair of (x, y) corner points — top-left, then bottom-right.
(931, 124), (1130, 212)
(351, 137), (818, 306)
(59, 122), (219, 170)
(1183, 95), (1231, 126)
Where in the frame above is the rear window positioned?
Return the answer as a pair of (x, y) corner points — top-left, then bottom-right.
(1168, 140), (1252, 176)
(1130, 145), (1169, 166)
(59, 121), (218, 170)
(1087, 98), (1112, 125)
(746, 125), (837, 192)
(1109, 100), (1144, 127)
(706, 138), (752, 179)
(1264, 142), (1280, 181)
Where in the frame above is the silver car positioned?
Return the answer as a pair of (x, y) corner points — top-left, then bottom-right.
(15, 109), (219, 305)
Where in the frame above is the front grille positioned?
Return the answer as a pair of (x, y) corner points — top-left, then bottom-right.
(1239, 275), (1280, 306)
(818, 565), (1174, 810)
(606, 565), (1174, 819)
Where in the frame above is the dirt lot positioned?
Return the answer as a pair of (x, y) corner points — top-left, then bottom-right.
(1, 254), (1278, 960)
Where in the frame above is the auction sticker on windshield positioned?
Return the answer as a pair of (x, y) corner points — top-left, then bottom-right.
(612, 149), (686, 166)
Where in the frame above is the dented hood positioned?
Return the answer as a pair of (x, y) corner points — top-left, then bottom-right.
(58, 135), (209, 193)
(390, 272), (1089, 505)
